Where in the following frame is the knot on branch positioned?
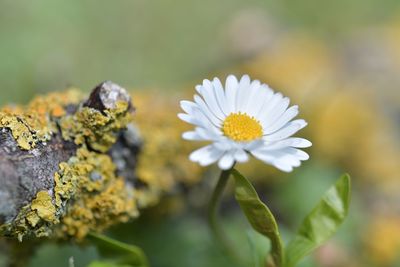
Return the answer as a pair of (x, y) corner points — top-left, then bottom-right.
(84, 81), (134, 112)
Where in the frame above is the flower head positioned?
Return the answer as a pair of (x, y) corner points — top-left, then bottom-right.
(178, 75), (311, 172)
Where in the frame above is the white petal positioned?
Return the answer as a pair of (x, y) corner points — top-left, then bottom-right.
(252, 87), (274, 118)
(189, 145), (212, 161)
(193, 107), (220, 130)
(250, 149), (275, 164)
(265, 119), (307, 141)
(277, 156), (301, 167)
(239, 80), (259, 114)
(225, 75), (239, 113)
(235, 75), (251, 111)
(202, 155), (224, 166)
(182, 128), (221, 141)
(289, 138), (312, 148)
(213, 138), (243, 151)
(195, 84), (202, 94)
(246, 83), (273, 117)
(264, 97), (290, 127)
(218, 152), (235, 170)
(189, 145), (224, 166)
(244, 139), (265, 151)
(199, 80), (226, 120)
(195, 127), (221, 140)
(273, 161), (294, 172)
(287, 148), (309, 160)
(272, 153), (302, 172)
(254, 147), (308, 160)
(182, 131), (201, 140)
(181, 100), (222, 135)
(178, 113), (197, 124)
(212, 78), (229, 115)
(262, 138), (312, 150)
(234, 149), (249, 163)
(264, 105), (299, 134)
(260, 95), (288, 127)
(193, 95), (222, 127)
(200, 149), (225, 166)
(180, 100), (197, 114)
(250, 146), (309, 172)
(257, 93), (283, 124)
(180, 108), (221, 135)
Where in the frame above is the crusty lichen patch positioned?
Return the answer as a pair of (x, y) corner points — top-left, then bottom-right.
(0, 90), (82, 150)
(53, 148), (138, 240)
(60, 101), (133, 152)
(2, 190), (59, 241)
(30, 191), (57, 223)
(1, 87), (139, 241)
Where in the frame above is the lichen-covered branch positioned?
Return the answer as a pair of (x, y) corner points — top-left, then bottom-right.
(0, 81), (141, 241)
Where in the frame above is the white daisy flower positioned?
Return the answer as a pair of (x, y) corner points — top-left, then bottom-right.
(178, 74), (311, 172)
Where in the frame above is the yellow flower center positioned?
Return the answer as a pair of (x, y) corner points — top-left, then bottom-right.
(222, 112), (263, 142)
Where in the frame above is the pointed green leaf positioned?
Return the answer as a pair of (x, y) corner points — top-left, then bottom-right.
(88, 232), (149, 267)
(231, 169), (284, 267)
(285, 174), (351, 267)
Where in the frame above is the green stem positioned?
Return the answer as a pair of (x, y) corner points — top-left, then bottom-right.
(208, 165), (245, 264)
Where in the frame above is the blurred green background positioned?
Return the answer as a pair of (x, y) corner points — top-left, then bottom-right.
(1, 0), (400, 102)
(1, 1), (400, 267)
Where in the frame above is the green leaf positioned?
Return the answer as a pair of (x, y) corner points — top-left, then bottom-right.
(285, 174), (351, 267)
(88, 232), (149, 267)
(231, 169), (284, 267)
(247, 230), (271, 267)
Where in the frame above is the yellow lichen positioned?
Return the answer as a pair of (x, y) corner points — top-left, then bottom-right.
(53, 148), (138, 240)
(60, 101), (132, 152)
(6, 194), (57, 240)
(51, 98), (138, 240)
(1, 88), (139, 241)
(0, 90), (83, 150)
(26, 211), (41, 228)
(30, 191), (57, 223)
(0, 114), (35, 150)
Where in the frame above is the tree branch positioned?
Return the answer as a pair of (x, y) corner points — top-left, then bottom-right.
(0, 81), (142, 239)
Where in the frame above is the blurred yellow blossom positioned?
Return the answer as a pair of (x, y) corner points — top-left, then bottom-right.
(132, 90), (205, 207)
(364, 216), (400, 265)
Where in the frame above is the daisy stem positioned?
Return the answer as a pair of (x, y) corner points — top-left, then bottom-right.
(208, 164), (246, 264)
